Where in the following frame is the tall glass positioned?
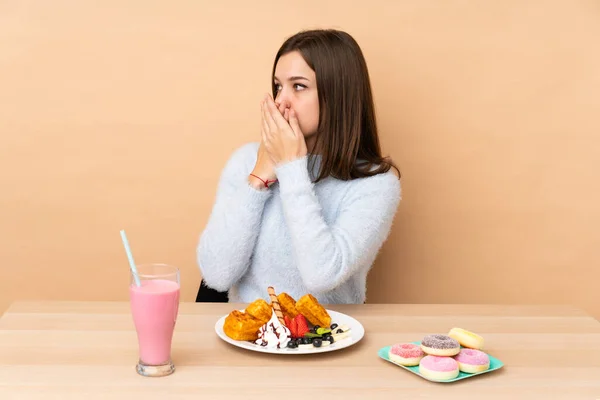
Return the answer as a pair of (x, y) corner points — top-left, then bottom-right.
(129, 263), (180, 377)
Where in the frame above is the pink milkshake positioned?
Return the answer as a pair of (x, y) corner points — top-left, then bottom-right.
(129, 264), (180, 377)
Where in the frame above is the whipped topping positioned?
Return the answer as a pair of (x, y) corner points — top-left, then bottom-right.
(254, 310), (291, 349)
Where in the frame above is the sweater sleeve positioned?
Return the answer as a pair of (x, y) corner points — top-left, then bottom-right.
(274, 156), (401, 294)
(196, 143), (273, 292)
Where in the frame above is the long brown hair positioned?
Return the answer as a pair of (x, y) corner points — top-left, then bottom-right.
(272, 29), (400, 182)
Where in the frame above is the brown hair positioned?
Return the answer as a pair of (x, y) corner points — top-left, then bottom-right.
(272, 29), (400, 182)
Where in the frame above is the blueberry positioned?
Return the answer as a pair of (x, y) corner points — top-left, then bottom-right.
(296, 338), (303, 346)
(287, 341), (297, 349)
(335, 328), (343, 334)
(302, 337), (310, 345)
(313, 338), (322, 347)
(330, 323), (338, 330)
(323, 335), (334, 343)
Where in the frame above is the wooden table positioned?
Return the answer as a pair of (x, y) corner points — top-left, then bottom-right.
(1, 301), (599, 399)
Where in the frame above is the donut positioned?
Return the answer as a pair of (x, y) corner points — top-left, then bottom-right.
(418, 355), (460, 381)
(453, 348), (490, 373)
(420, 334), (461, 356)
(448, 327), (485, 350)
(388, 343), (425, 366)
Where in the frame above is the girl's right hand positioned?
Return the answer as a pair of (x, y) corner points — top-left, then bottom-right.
(249, 100), (288, 189)
(249, 141), (276, 189)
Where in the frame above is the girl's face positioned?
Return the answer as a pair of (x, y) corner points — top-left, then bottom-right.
(273, 51), (320, 144)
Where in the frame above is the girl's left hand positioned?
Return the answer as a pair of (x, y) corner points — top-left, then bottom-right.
(261, 94), (307, 165)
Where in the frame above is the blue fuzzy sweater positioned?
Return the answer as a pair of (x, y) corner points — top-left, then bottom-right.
(197, 142), (401, 304)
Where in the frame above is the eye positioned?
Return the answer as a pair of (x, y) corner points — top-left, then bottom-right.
(294, 83), (307, 91)
(273, 83), (282, 92)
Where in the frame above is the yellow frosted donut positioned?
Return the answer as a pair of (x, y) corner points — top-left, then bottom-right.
(448, 327), (484, 350)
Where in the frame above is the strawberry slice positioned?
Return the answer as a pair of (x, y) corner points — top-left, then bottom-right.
(284, 315), (292, 328)
(288, 317), (298, 338)
(294, 314), (310, 338)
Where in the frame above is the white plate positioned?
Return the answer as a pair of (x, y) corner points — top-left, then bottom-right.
(215, 309), (365, 355)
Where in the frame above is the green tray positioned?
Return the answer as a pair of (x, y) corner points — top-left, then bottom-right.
(378, 341), (504, 383)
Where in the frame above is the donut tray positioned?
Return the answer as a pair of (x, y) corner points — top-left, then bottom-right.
(378, 341), (504, 383)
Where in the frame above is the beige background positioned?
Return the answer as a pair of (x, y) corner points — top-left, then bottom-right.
(1, 1), (599, 318)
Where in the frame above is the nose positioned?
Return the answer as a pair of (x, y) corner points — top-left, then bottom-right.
(275, 88), (292, 109)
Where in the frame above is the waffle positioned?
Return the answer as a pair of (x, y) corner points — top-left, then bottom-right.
(277, 292), (299, 319)
(223, 298), (272, 341)
(223, 310), (266, 341)
(245, 298), (272, 323)
(295, 293), (331, 327)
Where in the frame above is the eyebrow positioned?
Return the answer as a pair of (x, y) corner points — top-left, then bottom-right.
(274, 75), (310, 82)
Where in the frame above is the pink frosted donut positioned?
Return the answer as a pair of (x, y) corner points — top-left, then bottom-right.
(453, 348), (490, 373)
(388, 343), (424, 366)
(418, 355), (459, 381)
